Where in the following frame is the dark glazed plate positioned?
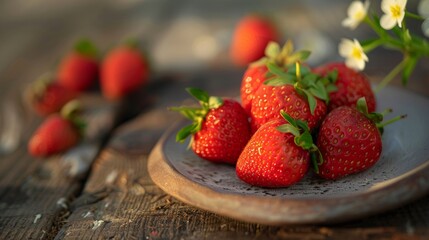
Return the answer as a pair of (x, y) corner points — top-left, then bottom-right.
(148, 85), (429, 225)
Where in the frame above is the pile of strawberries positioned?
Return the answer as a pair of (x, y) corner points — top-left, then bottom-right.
(173, 41), (404, 188)
(27, 40), (150, 157)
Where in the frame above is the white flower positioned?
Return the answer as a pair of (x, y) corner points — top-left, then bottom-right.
(339, 39), (368, 71)
(342, 0), (370, 29)
(380, 0), (407, 30)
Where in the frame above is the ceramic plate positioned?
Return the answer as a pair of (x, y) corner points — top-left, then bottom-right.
(148, 85), (429, 225)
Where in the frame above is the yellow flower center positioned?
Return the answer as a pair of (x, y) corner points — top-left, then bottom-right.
(352, 46), (362, 60)
(390, 4), (401, 18)
(354, 10), (364, 20)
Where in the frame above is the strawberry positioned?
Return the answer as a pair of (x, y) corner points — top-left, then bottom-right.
(28, 101), (85, 157)
(249, 63), (330, 132)
(313, 62), (376, 112)
(101, 44), (149, 100)
(241, 64), (268, 114)
(171, 88), (251, 164)
(230, 15), (280, 66)
(57, 39), (99, 92)
(240, 41), (311, 114)
(236, 111), (321, 188)
(316, 98), (405, 179)
(28, 74), (77, 116)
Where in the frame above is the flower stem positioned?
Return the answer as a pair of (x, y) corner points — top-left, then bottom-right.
(363, 39), (384, 53)
(364, 16), (385, 37)
(405, 11), (425, 21)
(374, 58), (408, 93)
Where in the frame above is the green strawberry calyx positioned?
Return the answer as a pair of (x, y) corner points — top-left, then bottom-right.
(356, 97), (406, 134)
(60, 100), (86, 137)
(31, 72), (55, 99)
(169, 88), (224, 144)
(277, 110), (323, 174)
(251, 40), (311, 68)
(264, 62), (337, 115)
(74, 39), (98, 59)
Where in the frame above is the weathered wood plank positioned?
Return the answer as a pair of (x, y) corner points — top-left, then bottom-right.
(0, 94), (117, 239)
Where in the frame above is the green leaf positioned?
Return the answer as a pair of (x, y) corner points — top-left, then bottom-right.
(295, 119), (310, 132)
(326, 69), (338, 83)
(265, 41), (280, 59)
(264, 77), (294, 86)
(176, 123), (198, 143)
(297, 50), (311, 61)
(367, 112), (384, 123)
(279, 110), (297, 127)
(402, 56), (418, 86)
(74, 39), (98, 58)
(282, 40), (294, 55)
(267, 63), (289, 78)
(309, 82), (329, 102)
(301, 74), (318, 87)
(301, 89), (317, 115)
(356, 97), (384, 123)
(294, 131), (313, 150)
(326, 84), (338, 93)
(168, 106), (201, 120)
(208, 96), (223, 109)
(276, 124), (300, 137)
(356, 97), (369, 115)
(311, 152), (319, 174)
(186, 88), (209, 103)
(250, 57), (268, 67)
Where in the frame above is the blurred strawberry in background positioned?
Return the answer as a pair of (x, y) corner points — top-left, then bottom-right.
(57, 39), (99, 92)
(230, 15), (280, 66)
(28, 74), (77, 116)
(100, 43), (150, 100)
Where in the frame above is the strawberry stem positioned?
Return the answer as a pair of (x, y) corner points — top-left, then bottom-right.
(60, 100), (86, 136)
(380, 108), (393, 116)
(376, 115), (407, 129)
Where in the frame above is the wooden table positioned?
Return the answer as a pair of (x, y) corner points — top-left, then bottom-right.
(1, 1), (429, 239)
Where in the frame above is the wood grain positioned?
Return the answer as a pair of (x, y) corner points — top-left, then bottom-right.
(0, 94), (117, 239)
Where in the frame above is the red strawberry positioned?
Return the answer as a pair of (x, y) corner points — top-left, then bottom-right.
(313, 62), (376, 112)
(28, 101), (84, 157)
(230, 15), (280, 66)
(236, 111), (320, 187)
(28, 75), (77, 116)
(240, 41), (310, 114)
(101, 44), (149, 100)
(316, 98), (405, 179)
(58, 40), (99, 92)
(171, 88), (251, 164)
(249, 63), (328, 132)
(241, 64), (268, 114)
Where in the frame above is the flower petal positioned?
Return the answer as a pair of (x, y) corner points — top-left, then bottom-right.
(346, 57), (365, 71)
(397, 0), (407, 8)
(381, 0), (395, 13)
(380, 14), (397, 30)
(342, 18), (358, 29)
(348, 1), (364, 16)
(339, 39), (353, 57)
